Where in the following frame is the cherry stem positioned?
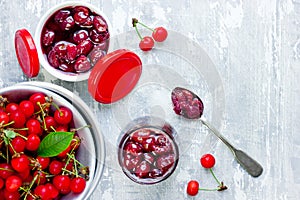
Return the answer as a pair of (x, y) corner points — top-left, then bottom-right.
(15, 133), (28, 140)
(134, 26), (143, 40)
(1, 121), (15, 128)
(24, 174), (38, 199)
(37, 102), (47, 131)
(198, 188), (219, 191)
(51, 102), (63, 116)
(137, 21), (155, 32)
(0, 167), (14, 172)
(50, 126), (56, 132)
(70, 125), (91, 132)
(0, 152), (6, 160)
(8, 142), (17, 155)
(210, 168), (221, 186)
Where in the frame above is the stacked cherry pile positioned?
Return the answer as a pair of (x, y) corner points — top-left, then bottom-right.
(119, 127), (178, 183)
(0, 93), (89, 199)
(132, 18), (168, 51)
(41, 5), (110, 73)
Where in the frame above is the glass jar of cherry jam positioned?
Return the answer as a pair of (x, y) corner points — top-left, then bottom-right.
(118, 116), (179, 184)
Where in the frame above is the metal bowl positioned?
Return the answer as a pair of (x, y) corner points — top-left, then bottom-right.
(0, 83), (105, 200)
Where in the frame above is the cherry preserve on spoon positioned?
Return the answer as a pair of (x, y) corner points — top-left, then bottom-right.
(171, 87), (263, 177)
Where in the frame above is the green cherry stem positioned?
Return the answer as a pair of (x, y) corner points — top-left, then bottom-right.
(198, 188), (218, 191)
(134, 26), (143, 40)
(210, 168), (221, 186)
(209, 168), (228, 191)
(137, 21), (155, 32)
(37, 102), (47, 131)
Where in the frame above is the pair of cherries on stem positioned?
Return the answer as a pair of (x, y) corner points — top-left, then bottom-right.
(186, 154), (227, 196)
(132, 18), (168, 51)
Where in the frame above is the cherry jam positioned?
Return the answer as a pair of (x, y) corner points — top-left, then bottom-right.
(118, 118), (179, 184)
(41, 5), (110, 74)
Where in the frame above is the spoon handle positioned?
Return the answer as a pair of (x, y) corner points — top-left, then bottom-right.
(199, 117), (263, 177)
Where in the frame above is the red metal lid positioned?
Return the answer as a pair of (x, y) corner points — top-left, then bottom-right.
(14, 29), (40, 78)
(88, 49), (142, 104)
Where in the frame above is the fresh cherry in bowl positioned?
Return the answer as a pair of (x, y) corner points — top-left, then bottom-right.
(118, 117), (179, 184)
(35, 2), (110, 81)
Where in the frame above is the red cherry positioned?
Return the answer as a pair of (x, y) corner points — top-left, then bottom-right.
(26, 134), (41, 151)
(9, 110), (26, 128)
(131, 129), (151, 144)
(3, 190), (21, 200)
(0, 163), (14, 179)
(70, 177), (86, 193)
(26, 118), (42, 135)
(5, 103), (19, 113)
(42, 29), (55, 46)
(53, 175), (71, 192)
(54, 107), (73, 125)
(34, 185), (51, 199)
(73, 8), (89, 25)
(47, 49), (61, 68)
(88, 46), (106, 65)
(54, 9), (71, 22)
(19, 100), (35, 118)
(74, 55), (92, 73)
(141, 137), (155, 152)
(135, 161), (150, 178)
(123, 153), (142, 171)
(0, 111), (9, 125)
(66, 43), (78, 61)
(89, 29), (109, 43)
(56, 125), (69, 132)
(49, 160), (63, 175)
(59, 16), (75, 30)
(124, 142), (143, 156)
(11, 154), (30, 172)
(156, 153), (175, 172)
(36, 156), (50, 170)
(93, 15), (108, 33)
(139, 36), (154, 51)
(5, 175), (22, 192)
(200, 154), (216, 169)
(45, 183), (59, 199)
(10, 136), (26, 153)
(77, 39), (93, 56)
(152, 27), (168, 42)
(44, 116), (57, 131)
(18, 167), (30, 181)
(73, 30), (89, 44)
(33, 170), (47, 185)
(29, 93), (46, 111)
(186, 180), (199, 196)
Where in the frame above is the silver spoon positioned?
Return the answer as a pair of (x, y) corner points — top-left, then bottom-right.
(171, 87), (263, 177)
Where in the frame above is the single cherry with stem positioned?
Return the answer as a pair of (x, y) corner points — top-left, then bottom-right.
(171, 87), (263, 177)
(200, 154), (227, 191)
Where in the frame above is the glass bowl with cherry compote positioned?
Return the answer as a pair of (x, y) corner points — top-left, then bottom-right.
(118, 116), (179, 184)
(35, 1), (110, 82)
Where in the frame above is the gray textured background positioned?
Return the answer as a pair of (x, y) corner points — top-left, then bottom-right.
(0, 0), (300, 199)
